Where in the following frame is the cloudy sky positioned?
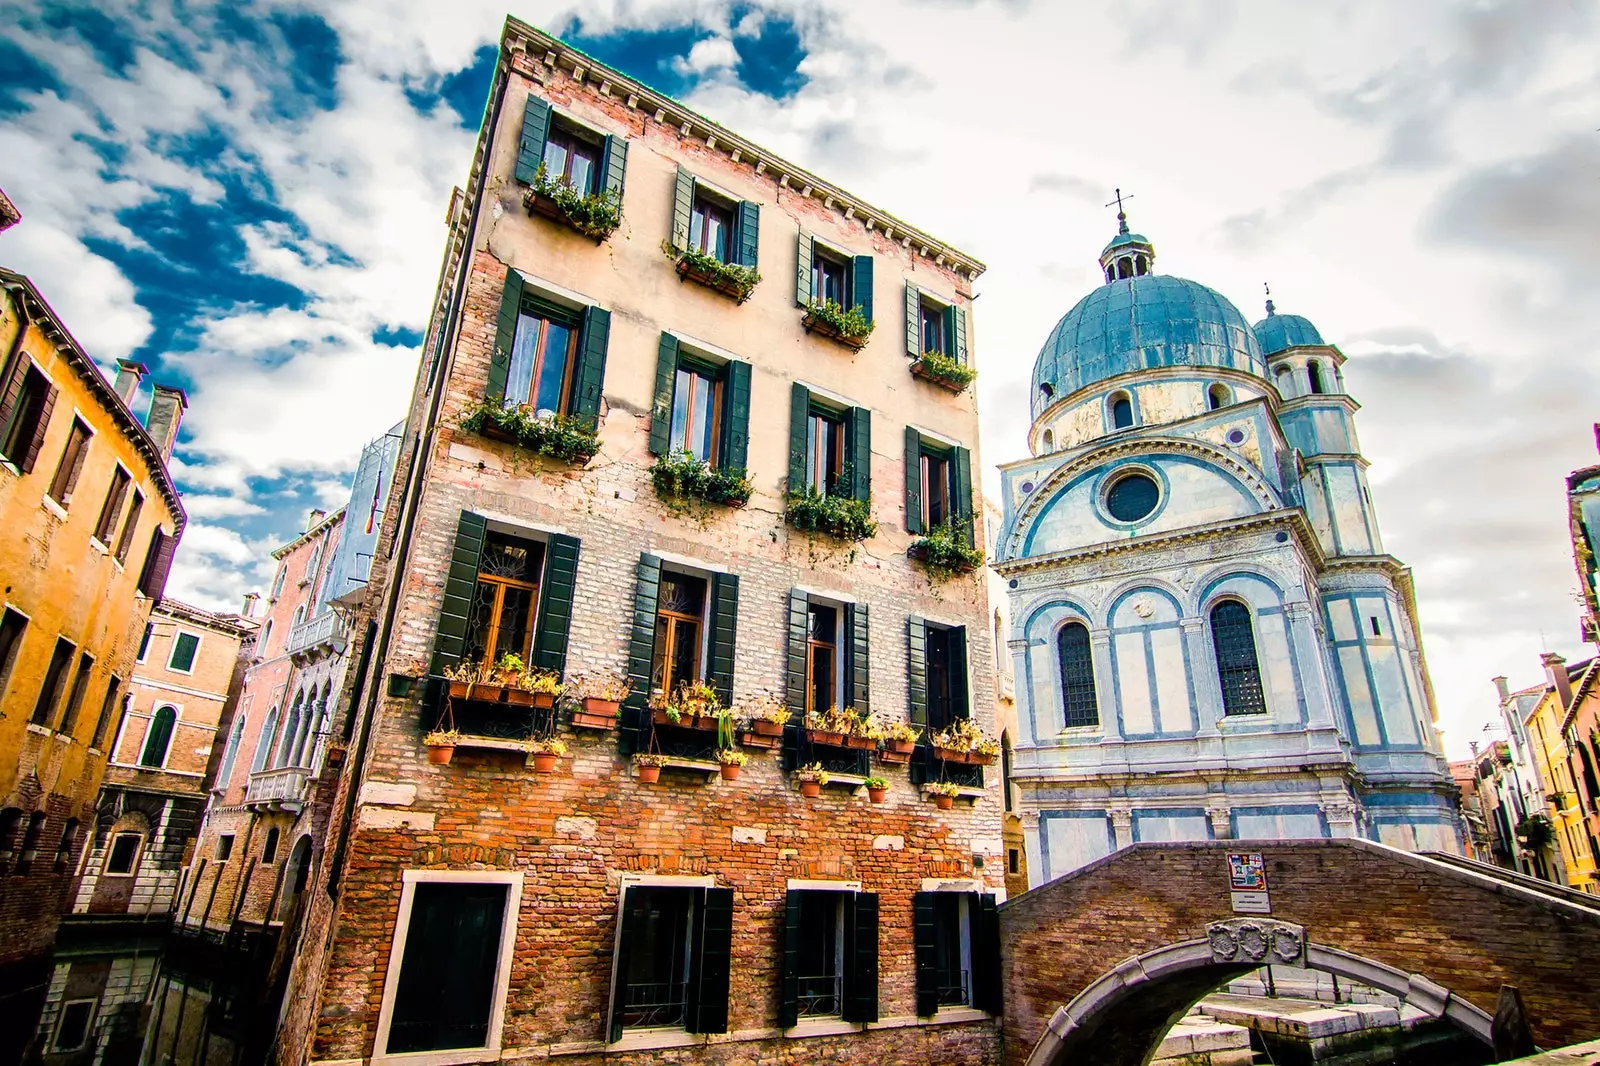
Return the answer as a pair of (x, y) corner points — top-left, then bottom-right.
(3, 0), (1597, 755)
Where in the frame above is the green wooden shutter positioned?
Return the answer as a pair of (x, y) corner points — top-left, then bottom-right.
(795, 229), (814, 306)
(687, 886), (734, 1033)
(852, 254), (874, 322)
(619, 554), (662, 754)
(608, 888), (648, 1042)
(429, 511), (487, 675)
(954, 445), (974, 547)
(787, 383), (809, 496)
(531, 534), (581, 676)
(736, 201), (760, 269)
(905, 282), (921, 356)
(779, 889), (802, 1028)
(670, 167), (694, 251)
(489, 269), (525, 405)
(721, 361), (752, 472)
(648, 333), (678, 455)
(908, 616), (927, 727)
(21, 383), (56, 474)
(952, 625), (970, 721)
(707, 573), (739, 707)
(515, 94), (552, 185)
(842, 891), (880, 1024)
(786, 590), (808, 716)
(904, 427), (924, 534)
(970, 893), (1004, 1015)
(950, 304), (970, 364)
(912, 892), (939, 1017)
(848, 406), (872, 503)
(845, 602), (869, 716)
(601, 134), (628, 199)
(571, 304), (610, 425)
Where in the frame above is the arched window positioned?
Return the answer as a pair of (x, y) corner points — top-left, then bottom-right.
(1110, 394), (1134, 430)
(1210, 601), (1267, 716)
(1307, 361), (1326, 395)
(1135, 254), (1148, 276)
(54, 818), (79, 874)
(262, 826), (281, 864)
(216, 713), (246, 788)
(1057, 622), (1099, 728)
(259, 620), (273, 658)
(1038, 382), (1055, 403)
(18, 811), (45, 874)
(1274, 368), (1292, 398)
(251, 709), (279, 772)
(1208, 383), (1229, 411)
(1041, 429), (1054, 452)
(277, 694), (303, 768)
(140, 706), (177, 767)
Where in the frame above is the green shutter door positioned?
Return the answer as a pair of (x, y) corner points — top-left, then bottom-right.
(952, 626), (970, 721)
(851, 254), (874, 322)
(671, 167), (694, 250)
(601, 134), (628, 199)
(787, 383), (809, 495)
(571, 304), (611, 425)
(489, 269), (526, 405)
(531, 534), (581, 676)
(779, 890), (802, 1028)
(845, 602), (869, 716)
(907, 616), (927, 727)
(648, 333), (679, 455)
(686, 887), (734, 1033)
(795, 229), (814, 306)
(515, 94), (552, 185)
(429, 510), (488, 675)
(608, 889), (648, 1042)
(786, 590), (808, 719)
(721, 361), (752, 472)
(619, 554), (662, 754)
(912, 891), (939, 1017)
(848, 406), (872, 503)
(970, 893), (1004, 1015)
(954, 445), (974, 547)
(842, 891), (880, 1024)
(736, 201), (760, 269)
(707, 573), (739, 707)
(904, 426), (924, 534)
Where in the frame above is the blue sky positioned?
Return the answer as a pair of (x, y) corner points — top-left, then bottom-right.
(3, 0), (1599, 752)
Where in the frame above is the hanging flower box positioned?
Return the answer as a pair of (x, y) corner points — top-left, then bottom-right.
(934, 746), (994, 767)
(523, 165), (622, 242)
(651, 452), (752, 510)
(878, 747), (912, 766)
(786, 491), (879, 542)
(806, 728), (847, 747)
(654, 708), (718, 732)
(909, 351), (977, 394)
(738, 729), (781, 751)
(908, 521), (985, 579)
(802, 298), (874, 350)
(573, 696), (620, 730)
(665, 242), (760, 303)
(448, 681), (505, 703)
(750, 718), (784, 737)
(459, 401), (601, 466)
(845, 734), (878, 751)
(505, 689), (555, 709)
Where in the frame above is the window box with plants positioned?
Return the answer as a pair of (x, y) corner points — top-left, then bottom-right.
(650, 451), (752, 510)
(879, 720), (919, 765)
(663, 240), (761, 304)
(737, 695), (790, 749)
(804, 706), (866, 749)
(651, 681), (733, 734)
(570, 672), (630, 730)
(785, 489), (878, 542)
(1516, 812), (1555, 851)
(524, 164), (623, 242)
(459, 400), (601, 465)
(802, 298), (875, 350)
(930, 718), (1000, 767)
(908, 520), (985, 578)
(495, 655), (565, 709)
(910, 349), (977, 394)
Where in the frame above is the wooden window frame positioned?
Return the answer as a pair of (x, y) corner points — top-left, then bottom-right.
(466, 534), (546, 666)
(689, 191), (736, 262)
(32, 636), (76, 727)
(541, 124), (601, 194)
(508, 305), (581, 416)
(47, 416), (92, 507)
(669, 359), (725, 466)
(652, 572), (707, 697)
(811, 250), (850, 308)
(52, 998), (95, 1053)
(805, 602), (839, 716)
(806, 407), (847, 497)
(93, 464), (132, 544)
(0, 363), (50, 468)
(104, 831), (142, 877)
(920, 447), (954, 530)
(0, 607), (27, 703)
(919, 299), (945, 356)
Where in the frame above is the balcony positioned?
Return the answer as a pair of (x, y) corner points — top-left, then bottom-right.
(286, 610), (348, 661)
(245, 766), (310, 811)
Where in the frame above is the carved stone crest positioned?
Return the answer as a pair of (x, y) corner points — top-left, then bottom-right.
(1206, 918), (1305, 966)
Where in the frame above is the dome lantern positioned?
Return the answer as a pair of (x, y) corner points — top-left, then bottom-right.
(1098, 189), (1154, 283)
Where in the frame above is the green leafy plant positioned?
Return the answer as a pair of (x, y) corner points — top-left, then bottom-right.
(803, 297), (875, 346)
(715, 748), (748, 767)
(930, 717), (1000, 758)
(910, 519), (986, 578)
(796, 762), (830, 784)
(864, 776), (888, 790)
(459, 400), (600, 465)
(650, 451), (752, 509)
(786, 489), (878, 541)
(927, 781), (963, 798)
(633, 752), (669, 768)
(910, 349), (977, 392)
(662, 240), (761, 303)
(526, 163), (622, 240)
(1516, 813), (1555, 850)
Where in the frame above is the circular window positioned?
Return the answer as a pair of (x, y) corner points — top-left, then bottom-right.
(1020, 480), (1036, 495)
(1226, 428), (1247, 445)
(1105, 473), (1160, 522)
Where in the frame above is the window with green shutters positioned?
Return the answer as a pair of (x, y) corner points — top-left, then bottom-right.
(903, 428), (974, 544)
(668, 166), (760, 269)
(514, 92), (627, 240)
(904, 283), (970, 363)
(607, 884), (734, 1041)
(796, 231), (875, 347)
(912, 891), (1002, 1016)
(787, 384), (871, 502)
(647, 333), (751, 472)
(779, 888), (879, 1027)
(486, 271), (612, 430)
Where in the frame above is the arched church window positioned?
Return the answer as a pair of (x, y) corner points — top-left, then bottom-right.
(1307, 361), (1326, 395)
(1136, 254), (1148, 276)
(1274, 368), (1292, 398)
(1208, 383), (1228, 411)
(1041, 429), (1054, 452)
(1110, 394), (1134, 430)
(1105, 267), (1115, 284)
(1038, 382), (1054, 403)
(1210, 601), (1267, 716)
(1057, 622), (1099, 728)
(1117, 258), (1132, 280)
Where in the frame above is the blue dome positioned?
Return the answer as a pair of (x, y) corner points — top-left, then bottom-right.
(1032, 275), (1266, 417)
(1252, 312), (1324, 355)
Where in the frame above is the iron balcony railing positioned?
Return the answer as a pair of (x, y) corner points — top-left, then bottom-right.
(245, 765), (310, 807)
(285, 610), (348, 657)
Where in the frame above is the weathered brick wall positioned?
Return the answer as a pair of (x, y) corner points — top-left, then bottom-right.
(1000, 840), (1600, 1063)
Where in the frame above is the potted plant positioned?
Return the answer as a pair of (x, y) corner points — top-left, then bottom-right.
(458, 401), (602, 465)
(633, 752), (667, 784)
(716, 748), (748, 782)
(527, 736), (568, 773)
(785, 488), (879, 542)
(571, 672), (630, 729)
(653, 681), (722, 730)
(443, 659), (503, 703)
(865, 776), (888, 804)
(796, 762), (829, 798)
(909, 349), (978, 393)
(930, 718), (999, 766)
(743, 694), (791, 737)
(650, 450), (753, 510)
(510, 667), (564, 709)
(1516, 813), (1555, 851)
(805, 706), (856, 747)
(663, 240), (762, 303)
(880, 719), (919, 764)
(846, 713), (883, 751)
(424, 729), (460, 765)
(928, 781), (962, 810)
(524, 162), (623, 241)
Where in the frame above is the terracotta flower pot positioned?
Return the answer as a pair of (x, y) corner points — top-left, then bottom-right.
(934, 794), (954, 810)
(637, 764), (662, 783)
(878, 750), (911, 766)
(800, 780), (822, 798)
(885, 738), (915, 755)
(752, 718), (785, 737)
(846, 735), (877, 750)
(531, 752), (559, 773)
(719, 764), (741, 782)
(571, 710), (617, 731)
(583, 697), (621, 716)
(427, 745), (455, 765)
(934, 745), (971, 765)
(504, 688), (538, 706)
(807, 729), (846, 747)
(868, 787), (887, 804)
(531, 692), (556, 710)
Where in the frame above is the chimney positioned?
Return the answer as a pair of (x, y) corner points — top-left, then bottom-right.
(1541, 652), (1573, 710)
(144, 384), (187, 462)
(241, 592), (259, 617)
(113, 360), (147, 405)
(306, 508), (326, 532)
(1492, 676), (1510, 704)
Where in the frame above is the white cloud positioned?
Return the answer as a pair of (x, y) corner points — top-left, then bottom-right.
(180, 494), (269, 519)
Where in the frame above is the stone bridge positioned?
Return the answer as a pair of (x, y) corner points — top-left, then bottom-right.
(999, 840), (1600, 1065)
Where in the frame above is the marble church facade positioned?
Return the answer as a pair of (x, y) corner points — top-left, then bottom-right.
(995, 220), (1460, 886)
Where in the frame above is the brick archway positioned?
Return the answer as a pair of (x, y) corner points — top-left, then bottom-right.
(1000, 840), (1600, 1065)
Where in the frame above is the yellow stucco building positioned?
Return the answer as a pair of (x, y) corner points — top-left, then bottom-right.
(1523, 653), (1598, 892)
(0, 267), (186, 1016)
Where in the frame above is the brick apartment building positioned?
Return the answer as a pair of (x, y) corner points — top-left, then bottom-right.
(280, 18), (1004, 1066)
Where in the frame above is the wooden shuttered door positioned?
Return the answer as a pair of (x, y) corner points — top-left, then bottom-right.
(720, 360), (751, 471)
(785, 590), (808, 720)
(779, 890), (803, 1029)
(531, 533), (581, 676)
(904, 282), (921, 356)
(736, 201), (760, 269)
(970, 892), (1003, 1015)
(912, 891), (939, 1017)
(515, 94), (552, 185)
(842, 890), (880, 1023)
(907, 615), (928, 727)
(787, 383), (809, 494)
(843, 602), (869, 716)
(430, 510), (488, 676)
(795, 229), (814, 306)
(954, 445), (975, 547)
(648, 332), (679, 455)
(686, 886), (735, 1033)
(488, 269), (525, 404)
(904, 426), (924, 534)
(847, 405), (871, 503)
(951, 625), (971, 721)
(571, 304), (611, 424)
(137, 528), (177, 600)
(706, 573), (739, 707)
(619, 553), (663, 754)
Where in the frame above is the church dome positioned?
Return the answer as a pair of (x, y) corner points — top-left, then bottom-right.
(1032, 275), (1266, 418)
(1252, 309), (1324, 355)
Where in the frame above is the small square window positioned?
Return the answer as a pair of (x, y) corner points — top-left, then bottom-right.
(105, 832), (141, 876)
(52, 999), (95, 1052)
(215, 834), (234, 861)
(168, 631), (200, 673)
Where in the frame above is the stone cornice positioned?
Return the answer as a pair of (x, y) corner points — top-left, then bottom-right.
(1265, 342), (1346, 367)
(1278, 392), (1362, 418)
